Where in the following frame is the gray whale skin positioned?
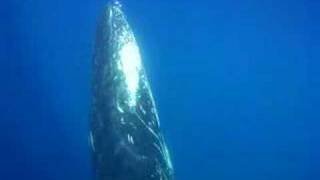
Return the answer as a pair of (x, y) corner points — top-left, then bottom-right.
(90, 1), (174, 180)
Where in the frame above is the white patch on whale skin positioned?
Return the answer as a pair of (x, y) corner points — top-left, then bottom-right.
(127, 134), (134, 144)
(89, 131), (95, 152)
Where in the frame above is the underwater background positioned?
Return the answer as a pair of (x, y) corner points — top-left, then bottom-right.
(1, 0), (319, 180)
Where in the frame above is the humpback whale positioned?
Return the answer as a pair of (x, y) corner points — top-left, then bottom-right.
(90, 1), (174, 180)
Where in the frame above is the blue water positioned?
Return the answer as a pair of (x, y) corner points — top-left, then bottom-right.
(1, 0), (319, 179)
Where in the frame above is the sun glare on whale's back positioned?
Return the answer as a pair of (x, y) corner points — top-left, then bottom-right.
(118, 40), (142, 107)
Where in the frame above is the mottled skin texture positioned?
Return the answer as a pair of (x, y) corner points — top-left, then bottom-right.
(90, 1), (174, 180)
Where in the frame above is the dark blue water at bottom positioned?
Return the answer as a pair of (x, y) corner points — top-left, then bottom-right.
(1, 0), (319, 180)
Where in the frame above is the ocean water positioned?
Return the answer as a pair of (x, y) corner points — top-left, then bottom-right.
(1, 0), (319, 180)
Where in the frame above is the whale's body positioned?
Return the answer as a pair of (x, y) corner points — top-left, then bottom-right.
(90, 1), (174, 180)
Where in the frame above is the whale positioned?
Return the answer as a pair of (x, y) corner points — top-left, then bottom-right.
(90, 1), (174, 180)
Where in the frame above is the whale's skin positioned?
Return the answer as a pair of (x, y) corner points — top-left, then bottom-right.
(90, 1), (174, 180)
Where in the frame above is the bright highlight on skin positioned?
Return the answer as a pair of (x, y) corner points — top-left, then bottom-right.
(119, 40), (142, 107)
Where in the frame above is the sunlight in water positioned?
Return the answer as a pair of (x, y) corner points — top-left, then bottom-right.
(119, 40), (142, 107)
